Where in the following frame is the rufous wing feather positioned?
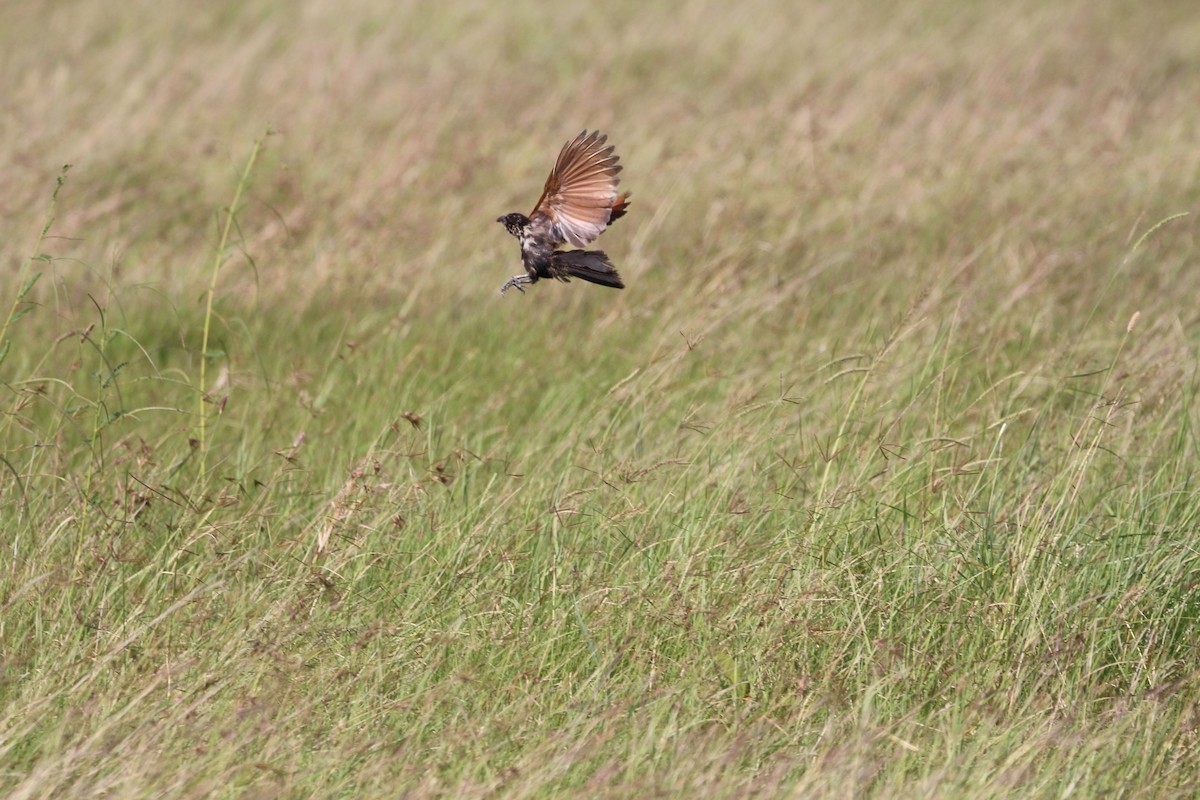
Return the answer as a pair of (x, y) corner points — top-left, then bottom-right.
(531, 131), (624, 248)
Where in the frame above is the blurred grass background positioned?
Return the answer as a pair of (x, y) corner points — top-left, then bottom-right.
(2, 0), (1200, 797)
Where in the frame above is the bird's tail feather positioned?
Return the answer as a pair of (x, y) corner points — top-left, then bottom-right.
(553, 250), (625, 289)
(608, 193), (631, 225)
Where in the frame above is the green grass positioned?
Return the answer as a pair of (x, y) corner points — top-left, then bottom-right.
(3, 0), (1200, 796)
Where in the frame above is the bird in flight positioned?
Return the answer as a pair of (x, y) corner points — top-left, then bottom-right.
(497, 130), (630, 294)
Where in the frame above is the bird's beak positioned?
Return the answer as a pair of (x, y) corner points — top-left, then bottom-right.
(496, 216), (505, 223)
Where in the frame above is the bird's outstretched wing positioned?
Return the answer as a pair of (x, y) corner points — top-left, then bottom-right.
(531, 131), (624, 248)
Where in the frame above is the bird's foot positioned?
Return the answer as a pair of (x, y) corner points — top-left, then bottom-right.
(500, 275), (532, 295)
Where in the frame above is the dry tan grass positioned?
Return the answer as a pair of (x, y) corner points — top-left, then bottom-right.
(5, 1), (1198, 314)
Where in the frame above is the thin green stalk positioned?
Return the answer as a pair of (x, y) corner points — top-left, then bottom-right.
(197, 133), (267, 473)
(0, 165), (70, 368)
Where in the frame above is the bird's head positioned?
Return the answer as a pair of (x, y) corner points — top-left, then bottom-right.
(496, 213), (530, 238)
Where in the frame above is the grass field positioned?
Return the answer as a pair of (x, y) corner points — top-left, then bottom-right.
(3, 1), (1200, 797)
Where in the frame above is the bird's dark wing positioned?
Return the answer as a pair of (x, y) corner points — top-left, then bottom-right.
(530, 131), (623, 248)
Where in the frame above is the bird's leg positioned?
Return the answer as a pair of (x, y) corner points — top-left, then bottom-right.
(500, 274), (534, 295)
